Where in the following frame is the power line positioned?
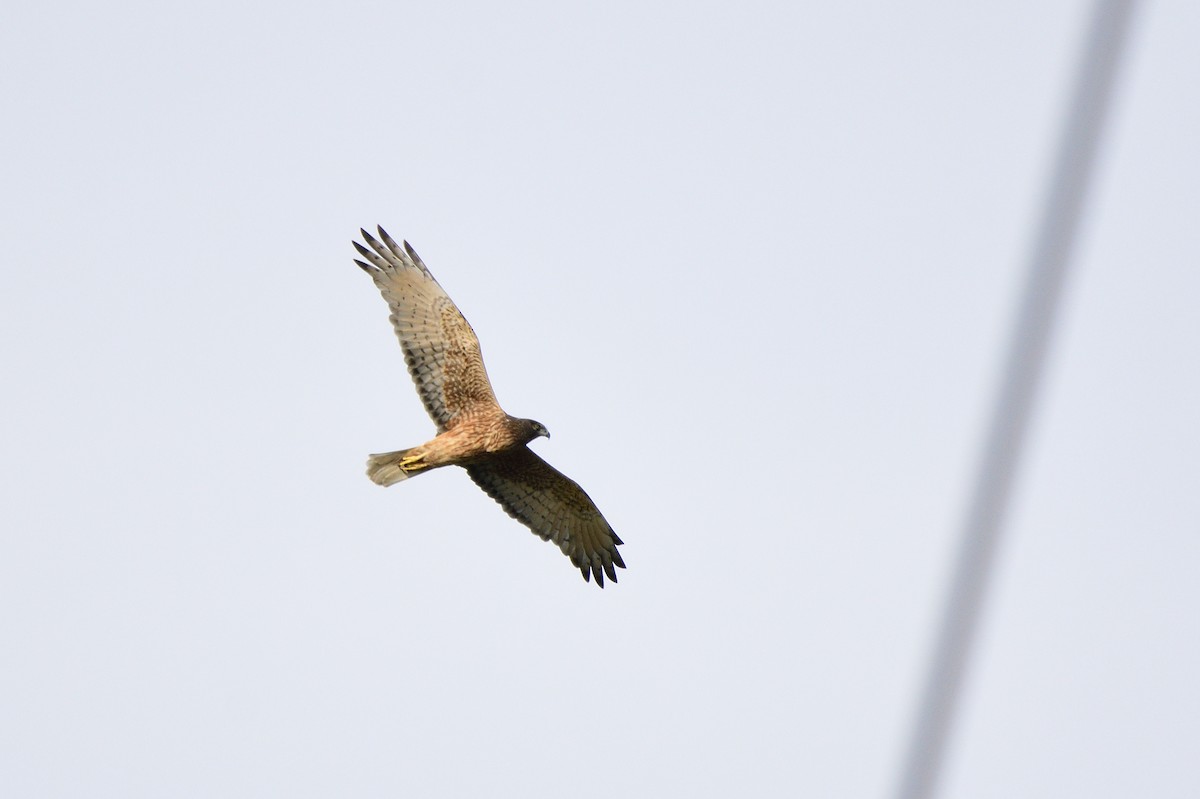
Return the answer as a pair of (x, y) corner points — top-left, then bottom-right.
(892, 2), (1139, 798)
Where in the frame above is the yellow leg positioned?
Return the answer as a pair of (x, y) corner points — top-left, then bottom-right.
(398, 451), (430, 472)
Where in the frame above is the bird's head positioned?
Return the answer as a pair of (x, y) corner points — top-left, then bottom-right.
(517, 418), (551, 442)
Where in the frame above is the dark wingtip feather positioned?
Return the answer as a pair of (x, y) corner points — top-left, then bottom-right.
(404, 240), (425, 265)
(580, 565), (591, 583)
(603, 560), (617, 583)
(378, 226), (403, 256)
(354, 259), (374, 273)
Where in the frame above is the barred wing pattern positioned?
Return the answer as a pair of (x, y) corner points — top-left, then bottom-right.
(468, 448), (625, 586)
(353, 228), (499, 431)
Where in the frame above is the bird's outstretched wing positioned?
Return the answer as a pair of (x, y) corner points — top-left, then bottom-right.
(354, 227), (500, 431)
(467, 448), (625, 587)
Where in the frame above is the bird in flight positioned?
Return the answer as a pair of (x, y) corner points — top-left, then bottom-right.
(352, 227), (626, 587)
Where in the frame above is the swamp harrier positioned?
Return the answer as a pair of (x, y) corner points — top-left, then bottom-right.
(352, 227), (625, 587)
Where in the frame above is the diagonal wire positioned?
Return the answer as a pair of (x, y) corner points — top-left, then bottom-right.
(893, 2), (1139, 798)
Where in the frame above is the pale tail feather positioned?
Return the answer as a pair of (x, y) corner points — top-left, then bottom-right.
(366, 448), (420, 486)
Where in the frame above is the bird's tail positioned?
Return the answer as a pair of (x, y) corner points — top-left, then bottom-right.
(366, 447), (424, 487)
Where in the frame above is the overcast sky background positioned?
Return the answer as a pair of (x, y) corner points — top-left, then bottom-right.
(2, 1), (1198, 797)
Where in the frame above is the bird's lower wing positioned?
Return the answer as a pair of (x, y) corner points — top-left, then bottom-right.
(467, 447), (625, 587)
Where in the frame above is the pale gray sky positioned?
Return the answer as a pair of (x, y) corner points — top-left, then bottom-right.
(2, 2), (1197, 797)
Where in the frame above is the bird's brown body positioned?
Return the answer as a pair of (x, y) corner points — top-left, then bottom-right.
(352, 227), (625, 587)
(416, 414), (544, 467)
(367, 414), (544, 481)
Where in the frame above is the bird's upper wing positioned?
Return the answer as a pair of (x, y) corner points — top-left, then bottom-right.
(354, 227), (500, 431)
(467, 447), (625, 587)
